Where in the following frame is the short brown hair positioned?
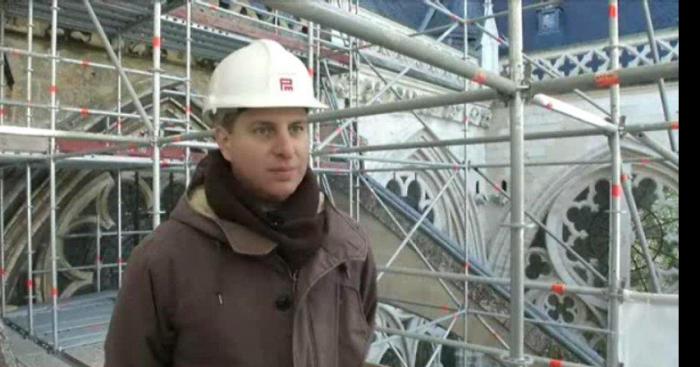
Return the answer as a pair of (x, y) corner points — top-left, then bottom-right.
(212, 108), (248, 131)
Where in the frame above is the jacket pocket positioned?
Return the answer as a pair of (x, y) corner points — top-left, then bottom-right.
(337, 278), (372, 367)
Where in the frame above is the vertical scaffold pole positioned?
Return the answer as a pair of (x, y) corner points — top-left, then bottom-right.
(49, 0), (60, 349)
(25, 0), (35, 336)
(607, 1), (623, 366)
(152, 0), (162, 229)
(116, 35), (124, 288)
(0, 0), (7, 319)
(185, 0), (193, 186)
(461, 0), (470, 364)
(505, 0), (529, 365)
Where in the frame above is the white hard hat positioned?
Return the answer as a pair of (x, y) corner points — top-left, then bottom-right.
(203, 39), (327, 120)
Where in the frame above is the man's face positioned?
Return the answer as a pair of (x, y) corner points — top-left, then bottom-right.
(215, 107), (310, 203)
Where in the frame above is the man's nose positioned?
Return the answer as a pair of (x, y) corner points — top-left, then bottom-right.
(272, 131), (295, 158)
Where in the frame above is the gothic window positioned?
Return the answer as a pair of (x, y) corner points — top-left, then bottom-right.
(545, 172), (679, 305)
(59, 175), (151, 298)
(525, 226), (552, 281)
(414, 341), (435, 367)
(379, 348), (401, 367)
(386, 178), (402, 197)
(628, 177), (678, 293)
(386, 175), (434, 224)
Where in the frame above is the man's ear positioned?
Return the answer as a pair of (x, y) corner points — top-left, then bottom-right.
(214, 126), (228, 146)
(214, 127), (232, 161)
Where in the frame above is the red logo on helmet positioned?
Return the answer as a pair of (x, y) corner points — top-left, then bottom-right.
(280, 78), (294, 92)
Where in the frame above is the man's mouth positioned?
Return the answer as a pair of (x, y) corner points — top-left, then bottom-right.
(268, 166), (296, 173)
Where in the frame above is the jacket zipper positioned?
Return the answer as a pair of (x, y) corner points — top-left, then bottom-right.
(279, 258), (303, 367)
(276, 255), (298, 299)
(289, 268), (299, 298)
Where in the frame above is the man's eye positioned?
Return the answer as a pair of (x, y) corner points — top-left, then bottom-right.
(290, 125), (305, 134)
(254, 127), (273, 136)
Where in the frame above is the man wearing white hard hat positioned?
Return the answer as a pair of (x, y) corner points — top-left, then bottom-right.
(105, 39), (378, 367)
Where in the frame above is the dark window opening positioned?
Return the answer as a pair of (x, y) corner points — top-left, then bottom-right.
(537, 6), (562, 35)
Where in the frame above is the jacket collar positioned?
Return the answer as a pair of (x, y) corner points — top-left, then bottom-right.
(170, 186), (367, 262)
(175, 186), (277, 255)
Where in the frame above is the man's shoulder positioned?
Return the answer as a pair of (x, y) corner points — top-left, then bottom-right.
(138, 219), (188, 246)
(129, 219), (203, 264)
(325, 206), (371, 261)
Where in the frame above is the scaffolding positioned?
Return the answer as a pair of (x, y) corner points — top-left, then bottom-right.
(0, 1), (679, 366)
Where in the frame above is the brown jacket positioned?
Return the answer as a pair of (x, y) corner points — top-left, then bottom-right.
(104, 187), (377, 367)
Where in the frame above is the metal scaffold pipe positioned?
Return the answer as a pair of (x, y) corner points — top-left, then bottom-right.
(152, 1), (162, 229)
(377, 266), (609, 296)
(314, 121), (675, 155)
(25, 0), (35, 337)
(532, 94), (617, 134)
(185, 0), (193, 187)
(505, 0), (528, 364)
(374, 325), (594, 367)
(460, 1), (471, 358)
(82, 0), (154, 133)
(606, 1), (623, 366)
(309, 62), (677, 124)
(641, 0), (677, 152)
(0, 0), (7, 319)
(258, 0), (519, 95)
(48, 0), (59, 349)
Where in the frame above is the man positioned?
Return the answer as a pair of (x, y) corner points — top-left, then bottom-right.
(104, 39), (378, 367)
